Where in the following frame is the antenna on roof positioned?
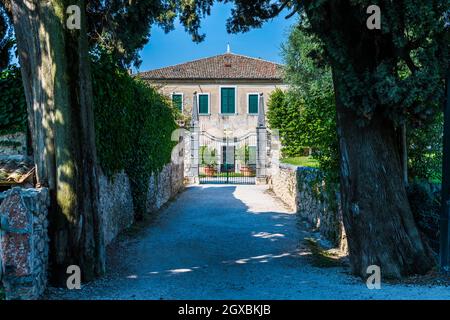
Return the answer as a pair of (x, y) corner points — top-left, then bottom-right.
(226, 43), (231, 53)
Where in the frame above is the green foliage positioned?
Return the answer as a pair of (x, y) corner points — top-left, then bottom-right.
(281, 156), (319, 168)
(0, 66), (27, 134)
(0, 140), (21, 147)
(408, 112), (443, 183)
(224, 0), (448, 133)
(86, 0), (217, 68)
(236, 145), (251, 165)
(407, 180), (441, 251)
(267, 88), (303, 157)
(268, 25), (339, 183)
(200, 146), (217, 166)
(91, 53), (177, 218)
(273, 17), (445, 185)
(301, 0), (449, 127)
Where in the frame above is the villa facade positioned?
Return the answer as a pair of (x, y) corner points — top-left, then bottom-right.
(139, 51), (286, 184)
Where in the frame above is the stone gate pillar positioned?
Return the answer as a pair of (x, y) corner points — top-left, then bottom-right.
(188, 92), (200, 184)
(0, 187), (49, 300)
(256, 93), (267, 184)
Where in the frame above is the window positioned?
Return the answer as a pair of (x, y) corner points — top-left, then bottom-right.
(248, 94), (259, 114)
(198, 93), (209, 115)
(220, 87), (236, 114)
(172, 93), (183, 112)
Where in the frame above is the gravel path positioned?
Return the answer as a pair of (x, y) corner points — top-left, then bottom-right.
(46, 185), (450, 300)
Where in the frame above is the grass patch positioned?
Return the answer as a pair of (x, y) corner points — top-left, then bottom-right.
(281, 156), (320, 168)
(304, 238), (343, 268)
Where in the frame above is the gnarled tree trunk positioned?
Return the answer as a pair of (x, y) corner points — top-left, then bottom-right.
(334, 70), (435, 278)
(10, 0), (104, 284)
(302, 0), (437, 279)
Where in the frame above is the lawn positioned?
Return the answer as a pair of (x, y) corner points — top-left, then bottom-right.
(281, 156), (320, 168)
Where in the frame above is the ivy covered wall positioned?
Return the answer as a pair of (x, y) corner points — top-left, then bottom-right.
(91, 54), (178, 219)
(1, 58), (178, 219)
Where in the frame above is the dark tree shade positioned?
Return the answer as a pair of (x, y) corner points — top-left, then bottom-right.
(220, 0), (449, 278)
(0, 2), (14, 70)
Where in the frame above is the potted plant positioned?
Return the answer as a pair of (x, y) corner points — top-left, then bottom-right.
(237, 145), (255, 176)
(200, 146), (217, 176)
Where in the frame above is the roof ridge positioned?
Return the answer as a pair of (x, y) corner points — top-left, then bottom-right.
(137, 53), (227, 76)
(224, 52), (284, 66)
(137, 52), (285, 81)
(137, 52), (283, 76)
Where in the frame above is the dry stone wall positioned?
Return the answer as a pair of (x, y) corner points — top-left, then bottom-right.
(0, 160), (184, 300)
(100, 161), (184, 246)
(0, 132), (27, 156)
(269, 164), (347, 251)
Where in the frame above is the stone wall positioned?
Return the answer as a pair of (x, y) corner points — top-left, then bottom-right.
(98, 172), (134, 246)
(269, 164), (347, 251)
(99, 161), (184, 246)
(0, 160), (183, 300)
(0, 132), (27, 156)
(0, 187), (49, 300)
(269, 163), (298, 211)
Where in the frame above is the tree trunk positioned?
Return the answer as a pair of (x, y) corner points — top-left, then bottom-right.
(333, 71), (435, 279)
(400, 124), (408, 185)
(10, 0), (104, 284)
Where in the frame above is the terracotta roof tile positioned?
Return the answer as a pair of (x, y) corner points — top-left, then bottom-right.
(137, 53), (284, 81)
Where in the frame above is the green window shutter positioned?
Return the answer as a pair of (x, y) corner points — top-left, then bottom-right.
(248, 94), (258, 114)
(199, 94), (209, 114)
(221, 88), (227, 113)
(221, 88), (235, 114)
(172, 94), (182, 111)
(228, 88), (235, 113)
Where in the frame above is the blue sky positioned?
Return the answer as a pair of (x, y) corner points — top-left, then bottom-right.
(136, 3), (297, 72)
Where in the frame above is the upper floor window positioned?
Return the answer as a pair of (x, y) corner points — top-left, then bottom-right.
(198, 93), (210, 115)
(172, 93), (183, 112)
(220, 87), (236, 114)
(248, 93), (259, 114)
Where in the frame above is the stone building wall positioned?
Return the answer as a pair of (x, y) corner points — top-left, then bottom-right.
(0, 187), (49, 300)
(269, 164), (347, 251)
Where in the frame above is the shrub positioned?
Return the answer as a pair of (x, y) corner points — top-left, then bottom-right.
(407, 180), (441, 252)
(267, 88), (304, 157)
(408, 112), (443, 183)
(0, 66), (27, 135)
(268, 24), (339, 183)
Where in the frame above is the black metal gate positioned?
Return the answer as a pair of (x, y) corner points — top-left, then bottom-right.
(199, 132), (256, 184)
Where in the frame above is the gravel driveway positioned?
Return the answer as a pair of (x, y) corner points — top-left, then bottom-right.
(46, 185), (450, 300)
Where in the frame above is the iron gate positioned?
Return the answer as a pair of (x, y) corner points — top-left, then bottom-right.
(199, 132), (256, 184)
